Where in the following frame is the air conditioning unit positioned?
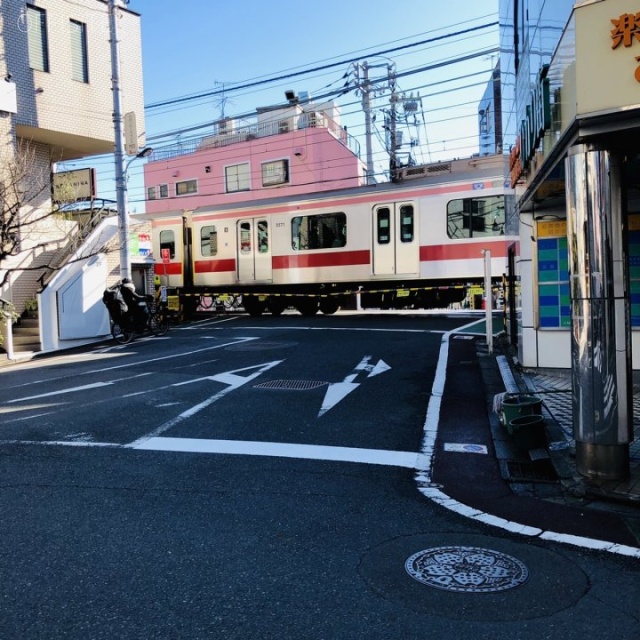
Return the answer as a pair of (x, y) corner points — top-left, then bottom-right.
(399, 162), (453, 181)
(278, 120), (290, 134)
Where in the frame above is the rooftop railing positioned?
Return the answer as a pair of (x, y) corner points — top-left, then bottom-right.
(150, 111), (360, 162)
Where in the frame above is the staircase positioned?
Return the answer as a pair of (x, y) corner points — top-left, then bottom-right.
(11, 316), (41, 353)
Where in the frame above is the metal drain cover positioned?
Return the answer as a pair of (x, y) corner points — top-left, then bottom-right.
(405, 546), (529, 593)
(254, 379), (328, 391)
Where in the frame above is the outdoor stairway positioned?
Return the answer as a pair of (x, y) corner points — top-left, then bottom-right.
(11, 317), (41, 353)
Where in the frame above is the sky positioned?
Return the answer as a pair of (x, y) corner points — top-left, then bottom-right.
(63, 0), (500, 211)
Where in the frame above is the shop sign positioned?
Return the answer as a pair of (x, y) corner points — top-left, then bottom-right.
(510, 65), (550, 186)
(610, 11), (640, 81)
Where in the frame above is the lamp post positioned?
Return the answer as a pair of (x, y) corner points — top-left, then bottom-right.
(109, 0), (153, 282)
(115, 147), (153, 282)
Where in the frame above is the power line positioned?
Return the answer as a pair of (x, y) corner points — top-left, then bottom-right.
(145, 21), (498, 110)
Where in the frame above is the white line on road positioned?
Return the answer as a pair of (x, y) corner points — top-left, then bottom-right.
(130, 436), (431, 469)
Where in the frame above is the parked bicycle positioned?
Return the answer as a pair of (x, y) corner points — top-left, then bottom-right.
(112, 299), (170, 344)
(103, 286), (170, 344)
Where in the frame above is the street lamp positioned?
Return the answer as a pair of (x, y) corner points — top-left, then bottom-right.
(116, 146), (153, 281)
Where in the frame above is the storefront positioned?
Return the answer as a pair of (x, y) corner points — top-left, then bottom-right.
(500, 0), (640, 479)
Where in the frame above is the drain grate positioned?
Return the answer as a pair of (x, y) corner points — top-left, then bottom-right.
(254, 379), (328, 391)
(405, 546), (529, 593)
(501, 459), (558, 483)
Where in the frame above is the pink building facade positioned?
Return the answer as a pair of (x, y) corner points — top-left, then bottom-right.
(144, 100), (367, 214)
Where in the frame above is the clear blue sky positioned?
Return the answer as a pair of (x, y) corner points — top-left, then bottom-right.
(66, 0), (499, 209)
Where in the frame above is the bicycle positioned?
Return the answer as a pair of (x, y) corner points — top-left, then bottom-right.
(111, 297), (170, 344)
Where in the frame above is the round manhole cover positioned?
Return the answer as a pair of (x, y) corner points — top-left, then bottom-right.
(405, 546), (529, 593)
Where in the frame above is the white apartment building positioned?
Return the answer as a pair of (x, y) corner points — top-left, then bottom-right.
(0, 0), (144, 354)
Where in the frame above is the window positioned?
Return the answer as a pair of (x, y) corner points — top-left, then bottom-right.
(70, 19), (88, 83)
(399, 205), (414, 242)
(200, 225), (217, 257)
(257, 220), (268, 253)
(239, 222), (251, 254)
(447, 195), (505, 239)
(376, 207), (391, 244)
(148, 185), (168, 201)
(27, 5), (49, 72)
(291, 213), (347, 250)
(176, 179), (197, 196)
(225, 163), (250, 193)
(262, 159), (289, 187)
(159, 230), (175, 258)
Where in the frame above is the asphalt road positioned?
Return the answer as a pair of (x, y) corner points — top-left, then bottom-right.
(0, 311), (638, 639)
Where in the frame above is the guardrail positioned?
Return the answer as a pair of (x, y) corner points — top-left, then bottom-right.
(151, 111), (360, 162)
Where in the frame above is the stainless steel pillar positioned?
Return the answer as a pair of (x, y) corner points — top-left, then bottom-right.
(565, 145), (632, 480)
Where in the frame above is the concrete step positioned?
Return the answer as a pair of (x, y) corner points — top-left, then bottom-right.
(12, 318), (41, 352)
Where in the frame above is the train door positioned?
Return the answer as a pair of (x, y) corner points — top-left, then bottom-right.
(372, 202), (419, 275)
(237, 218), (272, 282)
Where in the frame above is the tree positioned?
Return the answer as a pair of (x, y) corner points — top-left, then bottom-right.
(0, 140), (117, 293)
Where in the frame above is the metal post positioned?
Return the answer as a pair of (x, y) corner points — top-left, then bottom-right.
(483, 249), (493, 354)
(108, 0), (129, 281)
(565, 145), (631, 480)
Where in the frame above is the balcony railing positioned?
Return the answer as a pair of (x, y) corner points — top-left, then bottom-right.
(151, 111), (360, 162)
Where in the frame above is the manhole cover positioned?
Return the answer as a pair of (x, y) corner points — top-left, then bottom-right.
(254, 379), (328, 391)
(405, 546), (529, 593)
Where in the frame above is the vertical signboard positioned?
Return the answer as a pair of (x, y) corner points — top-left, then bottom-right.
(537, 220), (570, 328)
(628, 214), (640, 326)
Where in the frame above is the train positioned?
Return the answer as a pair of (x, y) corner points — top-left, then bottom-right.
(148, 154), (516, 317)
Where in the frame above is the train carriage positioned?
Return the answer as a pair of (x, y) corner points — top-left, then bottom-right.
(148, 154), (516, 316)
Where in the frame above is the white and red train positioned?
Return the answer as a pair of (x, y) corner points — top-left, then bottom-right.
(148, 154), (515, 316)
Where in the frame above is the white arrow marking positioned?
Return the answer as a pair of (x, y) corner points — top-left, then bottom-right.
(318, 356), (391, 417)
(129, 360), (284, 445)
(366, 359), (391, 378)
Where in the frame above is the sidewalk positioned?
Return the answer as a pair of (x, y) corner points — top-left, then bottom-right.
(492, 336), (640, 505)
(429, 333), (640, 551)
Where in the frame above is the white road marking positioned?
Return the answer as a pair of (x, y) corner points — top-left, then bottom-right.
(7, 381), (113, 403)
(129, 360), (284, 446)
(130, 437), (430, 469)
(318, 356), (391, 417)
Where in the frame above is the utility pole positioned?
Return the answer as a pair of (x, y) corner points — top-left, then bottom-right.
(108, 0), (130, 281)
(387, 63), (399, 182)
(358, 62), (375, 185)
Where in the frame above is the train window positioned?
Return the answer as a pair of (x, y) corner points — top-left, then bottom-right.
(240, 222), (252, 254)
(225, 163), (250, 193)
(176, 179), (198, 196)
(257, 220), (269, 253)
(292, 213), (346, 250)
(400, 205), (414, 243)
(447, 195), (505, 239)
(159, 230), (175, 259)
(376, 208), (391, 244)
(200, 225), (217, 257)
